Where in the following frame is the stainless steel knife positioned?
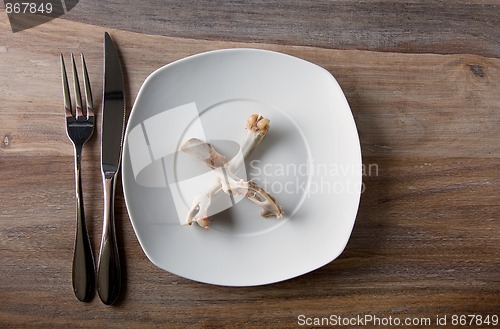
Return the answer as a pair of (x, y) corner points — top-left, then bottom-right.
(97, 32), (126, 305)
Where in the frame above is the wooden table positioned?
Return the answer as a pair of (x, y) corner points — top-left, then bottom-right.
(1, 1), (499, 328)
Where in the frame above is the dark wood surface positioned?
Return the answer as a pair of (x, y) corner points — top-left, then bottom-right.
(1, 1), (499, 328)
(64, 0), (500, 58)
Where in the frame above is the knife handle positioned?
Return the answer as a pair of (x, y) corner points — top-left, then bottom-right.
(72, 147), (95, 302)
(97, 174), (121, 305)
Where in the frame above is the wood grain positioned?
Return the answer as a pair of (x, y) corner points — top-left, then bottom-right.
(0, 10), (499, 329)
(61, 0), (500, 58)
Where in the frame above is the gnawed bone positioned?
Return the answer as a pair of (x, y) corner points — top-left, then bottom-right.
(181, 138), (284, 226)
(180, 114), (283, 227)
(219, 169), (284, 219)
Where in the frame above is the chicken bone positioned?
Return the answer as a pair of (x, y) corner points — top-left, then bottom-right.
(180, 114), (283, 227)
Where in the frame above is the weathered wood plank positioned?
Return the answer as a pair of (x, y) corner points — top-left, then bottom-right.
(57, 0), (500, 58)
(1, 19), (499, 160)
(1, 156), (498, 328)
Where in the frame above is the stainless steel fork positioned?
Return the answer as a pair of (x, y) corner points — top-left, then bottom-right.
(61, 54), (95, 302)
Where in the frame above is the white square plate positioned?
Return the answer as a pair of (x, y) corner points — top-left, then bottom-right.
(122, 48), (361, 286)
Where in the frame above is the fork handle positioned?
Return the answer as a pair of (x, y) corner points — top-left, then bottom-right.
(72, 147), (95, 302)
(97, 174), (121, 305)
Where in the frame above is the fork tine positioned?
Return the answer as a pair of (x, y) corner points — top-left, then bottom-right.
(71, 53), (84, 120)
(60, 54), (73, 118)
(81, 54), (94, 119)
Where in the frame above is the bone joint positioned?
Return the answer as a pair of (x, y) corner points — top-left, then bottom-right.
(180, 114), (284, 227)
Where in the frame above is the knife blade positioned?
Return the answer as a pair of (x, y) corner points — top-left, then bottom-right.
(97, 32), (126, 305)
